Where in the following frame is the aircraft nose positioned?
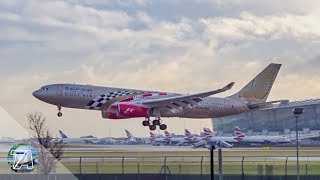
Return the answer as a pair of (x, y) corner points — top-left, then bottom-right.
(32, 90), (40, 98)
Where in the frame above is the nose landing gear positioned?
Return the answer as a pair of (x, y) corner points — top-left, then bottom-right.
(142, 117), (167, 131)
(57, 106), (63, 117)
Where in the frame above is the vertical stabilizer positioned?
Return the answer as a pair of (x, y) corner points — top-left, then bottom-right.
(164, 130), (172, 139)
(59, 130), (68, 139)
(125, 129), (133, 138)
(234, 126), (243, 135)
(228, 63), (281, 102)
(149, 132), (155, 141)
(203, 128), (214, 136)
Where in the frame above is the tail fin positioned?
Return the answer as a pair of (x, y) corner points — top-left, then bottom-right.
(149, 132), (155, 141)
(234, 126), (243, 135)
(164, 130), (172, 139)
(184, 129), (193, 140)
(184, 129), (193, 137)
(228, 63), (281, 102)
(125, 129), (133, 138)
(203, 128), (214, 136)
(59, 130), (68, 139)
(234, 133), (245, 141)
(202, 134), (213, 141)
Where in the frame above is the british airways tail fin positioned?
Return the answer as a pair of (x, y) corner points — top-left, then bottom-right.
(125, 129), (134, 138)
(184, 129), (193, 138)
(164, 130), (172, 138)
(59, 130), (68, 139)
(234, 126), (243, 135)
(234, 133), (245, 141)
(203, 128), (214, 136)
(228, 63), (281, 103)
(149, 132), (155, 141)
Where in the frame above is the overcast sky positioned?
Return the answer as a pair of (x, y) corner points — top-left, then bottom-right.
(1, 0), (320, 138)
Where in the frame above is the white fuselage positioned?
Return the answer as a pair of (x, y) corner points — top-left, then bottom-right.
(240, 135), (291, 144)
(150, 136), (171, 145)
(205, 136), (239, 143)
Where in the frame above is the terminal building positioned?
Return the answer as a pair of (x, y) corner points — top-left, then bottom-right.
(212, 99), (320, 133)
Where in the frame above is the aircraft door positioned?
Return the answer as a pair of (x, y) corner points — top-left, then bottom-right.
(56, 84), (63, 96)
(226, 99), (237, 113)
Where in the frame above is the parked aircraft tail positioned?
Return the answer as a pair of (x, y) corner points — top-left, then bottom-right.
(228, 63), (281, 103)
(59, 130), (68, 139)
(184, 129), (193, 140)
(203, 128), (214, 136)
(234, 133), (245, 141)
(125, 129), (134, 138)
(234, 126), (243, 135)
(149, 132), (155, 141)
(202, 134), (213, 141)
(164, 130), (172, 139)
(184, 129), (193, 139)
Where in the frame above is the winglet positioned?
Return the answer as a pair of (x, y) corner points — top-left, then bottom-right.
(222, 82), (235, 91)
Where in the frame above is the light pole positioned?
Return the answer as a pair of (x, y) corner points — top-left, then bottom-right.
(293, 107), (303, 180)
(210, 145), (216, 180)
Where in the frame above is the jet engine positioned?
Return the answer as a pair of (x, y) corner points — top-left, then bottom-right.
(216, 140), (233, 148)
(192, 140), (207, 149)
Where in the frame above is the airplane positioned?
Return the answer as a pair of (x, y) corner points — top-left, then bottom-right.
(149, 132), (171, 146)
(203, 127), (216, 136)
(163, 130), (191, 146)
(124, 129), (140, 144)
(58, 130), (99, 144)
(33, 63), (282, 131)
(202, 131), (244, 144)
(193, 127), (244, 149)
(234, 126), (291, 144)
(83, 137), (117, 145)
(184, 129), (206, 143)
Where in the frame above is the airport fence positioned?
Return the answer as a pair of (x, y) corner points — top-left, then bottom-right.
(1, 155), (320, 179)
(59, 156), (320, 176)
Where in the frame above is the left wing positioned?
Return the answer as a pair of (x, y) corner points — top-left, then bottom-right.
(141, 82), (235, 108)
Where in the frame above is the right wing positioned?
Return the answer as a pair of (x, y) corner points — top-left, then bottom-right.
(141, 82), (235, 109)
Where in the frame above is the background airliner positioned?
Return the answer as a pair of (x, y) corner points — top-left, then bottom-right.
(149, 132), (171, 146)
(124, 129), (140, 144)
(234, 126), (319, 145)
(33, 63), (282, 131)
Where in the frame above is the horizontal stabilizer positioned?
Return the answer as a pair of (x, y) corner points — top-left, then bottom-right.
(247, 100), (289, 109)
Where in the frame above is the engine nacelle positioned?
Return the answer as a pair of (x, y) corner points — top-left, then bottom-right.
(102, 104), (148, 119)
(192, 140), (207, 149)
(216, 140), (233, 148)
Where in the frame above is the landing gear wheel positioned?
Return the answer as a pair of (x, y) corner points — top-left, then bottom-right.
(142, 121), (149, 126)
(57, 106), (62, 117)
(159, 124), (167, 130)
(149, 125), (156, 131)
(152, 119), (160, 126)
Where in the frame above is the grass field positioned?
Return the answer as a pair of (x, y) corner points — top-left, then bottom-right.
(60, 147), (320, 158)
(1, 146), (320, 175)
(58, 146), (320, 175)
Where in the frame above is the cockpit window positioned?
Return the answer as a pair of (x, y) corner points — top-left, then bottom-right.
(42, 87), (49, 91)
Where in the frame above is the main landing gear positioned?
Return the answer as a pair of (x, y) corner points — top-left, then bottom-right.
(57, 106), (63, 117)
(142, 117), (167, 131)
